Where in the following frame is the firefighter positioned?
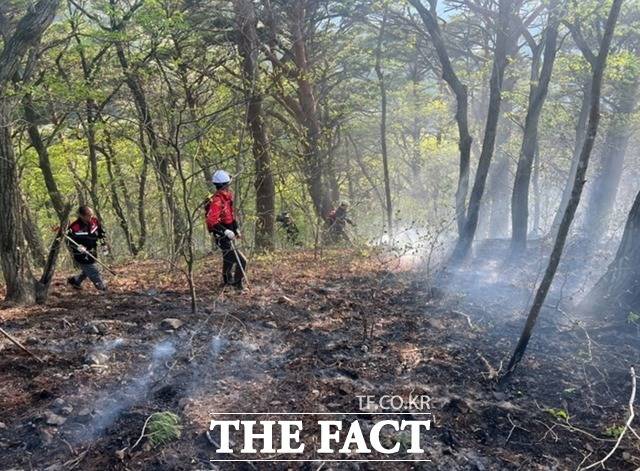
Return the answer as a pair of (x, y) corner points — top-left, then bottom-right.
(66, 206), (108, 291)
(327, 201), (355, 243)
(206, 170), (247, 290)
(276, 211), (300, 245)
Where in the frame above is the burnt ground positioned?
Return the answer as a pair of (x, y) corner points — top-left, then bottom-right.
(0, 247), (639, 470)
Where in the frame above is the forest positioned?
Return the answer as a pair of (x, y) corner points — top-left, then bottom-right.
(0, 0), (639, 469)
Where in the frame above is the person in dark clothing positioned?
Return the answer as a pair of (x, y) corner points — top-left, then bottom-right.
(66, 206), (107, 291)
(276, 211), (300, 245)
(206, 170), (247, 290)
(327, 201), (355, 243)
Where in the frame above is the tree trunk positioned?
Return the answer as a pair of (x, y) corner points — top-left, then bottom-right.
(451, 0), (513, 263)
(0, 97), (36, 304)
(234, 0), (276, 251)
(21, 194), (47, 268)
(409, 0), (472, 235)
(550, 79), (591, 236)
(581, 76), (639, 244)
(114, 40), (183, 252)
(511, 15), (560, 252)
(22, 92), (67, 219)
(135, 122), (149, 252)
(501, 0), (622, 380)
(0, 0), (60, 305)
(290, 1), (330, 218)
(532, 142), (541, 236)
(375, 8), (393, 236)
(484, 80), (515, 240)
(583, 188), (640, 318)
(35, 204), (72, 304)
(102, 128), (139, 255)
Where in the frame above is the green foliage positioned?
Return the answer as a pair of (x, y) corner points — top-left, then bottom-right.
(146, 411), (182, 447)
(10, 0), (640, 262)
(546, 408), (570, 421)
(603, 425), (625, 438)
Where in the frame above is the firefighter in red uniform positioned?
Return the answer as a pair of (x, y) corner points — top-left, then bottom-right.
(66, 206), (108, 291)
(206, 170), (247, 290)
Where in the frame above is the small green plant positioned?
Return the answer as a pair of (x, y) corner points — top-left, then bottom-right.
(146, 411), (182, 447)
(627, 312), (640, 325)
(604, 425), (625, 438)
(546, 408), (570, 421)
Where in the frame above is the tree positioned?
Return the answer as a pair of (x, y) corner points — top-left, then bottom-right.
(581, 69), (639, 245)
(510, 2), (562, 253)
(374, 6), (393, 236)
(502, 0), (623, 380)
(451, 0), (514, 263)
(234, 0), (276, 251)
(263, 0), (331, 219)
(582, 187), (640, 319)
(409, 0), (473, 235)
(0, 0), (61, 304)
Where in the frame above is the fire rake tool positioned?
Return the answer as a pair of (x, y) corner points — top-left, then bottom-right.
(63, 234), (118, 276)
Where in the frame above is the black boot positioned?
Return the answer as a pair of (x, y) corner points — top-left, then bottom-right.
(231, 279), (244, 291)
(67, 276), (82, 290)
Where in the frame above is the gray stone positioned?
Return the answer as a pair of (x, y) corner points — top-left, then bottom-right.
(85, 352), (109, 366)
(161, 318), (184, 330)
(44, 412), (66, 426)
(85, 321), (108, 335)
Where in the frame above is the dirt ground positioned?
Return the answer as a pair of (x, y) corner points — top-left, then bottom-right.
(0, 247), (638, 470)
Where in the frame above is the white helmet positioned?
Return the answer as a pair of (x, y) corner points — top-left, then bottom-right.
(212, 169), (231, 185)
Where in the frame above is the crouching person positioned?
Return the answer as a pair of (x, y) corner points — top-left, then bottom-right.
(206, 170), (247, 290)
(66, 206), (107, 291)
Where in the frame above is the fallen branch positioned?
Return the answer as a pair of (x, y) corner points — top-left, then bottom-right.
(579, 367), (636, 470)
(0, 326), (44, 363)
(130, 413), (154, 451)
(478, 353), (500, 380)
(451, 310), (474, 328)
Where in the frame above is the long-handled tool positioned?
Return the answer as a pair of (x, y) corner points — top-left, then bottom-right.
(230, 239), (250, 288)
(63, 234), (118, 276)
(0, 327), (44, 363)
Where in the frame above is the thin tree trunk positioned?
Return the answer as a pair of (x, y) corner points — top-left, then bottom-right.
(22, 92), (67, 219)
(409, 0), (472, 235)
(347, 134), (386, 212)
(136, 122), (149, 252)
(21, 194), (47, 268)
(451, 0), (513, 263)
(102, 127), (138, 255)
(114, 40), (183, 252)
(511, 14), (560, 252)
(35, 204), (71, 304)
(532, 142), (541, 236)
(550, 81), (592, 235)
(375, 8), (393, 236)
(290, 1), (329, 218)
(84, 98), (102, 218)
(502, 0), (622, 381)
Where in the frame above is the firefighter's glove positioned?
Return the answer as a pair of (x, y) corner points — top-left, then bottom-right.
(224, 229), (236, 240)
